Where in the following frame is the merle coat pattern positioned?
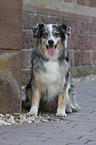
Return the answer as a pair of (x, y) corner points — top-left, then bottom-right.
(23, 23), (79, 116)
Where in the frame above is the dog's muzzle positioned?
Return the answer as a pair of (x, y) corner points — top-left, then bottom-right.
(46, 40), (59, 49)
(45, 40), (59, 56)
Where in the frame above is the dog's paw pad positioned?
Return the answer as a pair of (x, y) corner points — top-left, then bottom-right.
(56, 108), (67, 117)
(27, 106), (38, 116)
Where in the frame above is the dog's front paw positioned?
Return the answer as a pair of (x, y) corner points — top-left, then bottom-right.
(56, 108), (67, 117)
(27, 106), (38, 116)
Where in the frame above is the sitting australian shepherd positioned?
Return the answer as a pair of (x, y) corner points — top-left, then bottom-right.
(23, 23), (79, 117)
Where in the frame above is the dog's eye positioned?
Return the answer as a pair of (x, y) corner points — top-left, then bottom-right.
(54, 32), (60, 37)
(43, 33), (48, 38)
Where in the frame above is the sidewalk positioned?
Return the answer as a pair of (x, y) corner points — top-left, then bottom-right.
(0, 80), (96, 145)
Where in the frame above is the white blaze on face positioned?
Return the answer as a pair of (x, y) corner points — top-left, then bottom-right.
(46, 24), (57, 46)
(46, 25), (56, 56)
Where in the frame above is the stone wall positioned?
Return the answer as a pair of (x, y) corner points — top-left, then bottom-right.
(22, 0), (96, 85)
(64, 0), (96, 8)
(0, 0), (22, 113)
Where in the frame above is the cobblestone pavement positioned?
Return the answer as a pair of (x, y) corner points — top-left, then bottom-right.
(0, 80), (96, 145)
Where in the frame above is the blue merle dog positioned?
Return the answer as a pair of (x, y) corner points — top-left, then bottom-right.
(23, 23), (79, 117)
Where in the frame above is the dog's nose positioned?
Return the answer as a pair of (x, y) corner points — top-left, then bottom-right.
(48, 39), (54, 45)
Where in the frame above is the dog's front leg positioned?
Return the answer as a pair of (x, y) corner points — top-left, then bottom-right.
(56, 85), (68, 117)
(27, 88), (41, 116)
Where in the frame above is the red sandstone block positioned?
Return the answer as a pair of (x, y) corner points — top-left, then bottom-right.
(67, 35), (74, 49)
(71, 65), (94, 78)
(64, 0), (77, 4)
(74, 50), (91, 66)
(0, 50), (22, 113)
(90, 50), (96, 65)
(22, 49), (32, 69)
(22, 30), (36, 49)
(89, 0), (96, 7)
(0, 0), (22, 10)
(77, 0), (88, 6)
(22, 69), (31, 86)
(70, 35), (96, 50)
(22, 12), (33, 29)
(0, 0), (22, 49)
(70, 19), (96, 35)
(77, 0), (96, 8)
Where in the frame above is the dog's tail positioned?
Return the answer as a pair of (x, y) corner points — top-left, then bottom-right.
(22, 80), (32, 111)
(22, 100), (30, 110)
(66, 84), (81, 112)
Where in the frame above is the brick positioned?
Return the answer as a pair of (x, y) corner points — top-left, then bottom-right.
(77, 0), (89, 6)
(90, 50), (96, 65)
(69, 35), (96, 50)
(22, 12), (33, 29)
(91, 66), (96, 74)
(71, 65), (95, 78)
(77, 0), (96, 8)
(0, 50), (22, 113)
(67, 35), (74, 49)
(32, 13), (57, 25)
(71, 67), (78, 78)
(89, 0), (96, 7)
(74, 50), (91, 66)
(39, 14), (50, 24)
(0, 2), (22, 49)
(22, 49), (32, 69)
(69, 19), (96, 35)
(0, 0), (22, 10)
(65, 0), (77, 4)
(22, 30), (36, 49)
(85, 22), (96, 35)
(22, 69), (31, 86)
(23, 6), (83, 21)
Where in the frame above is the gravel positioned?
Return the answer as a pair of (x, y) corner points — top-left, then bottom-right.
(72, 74), (96, 83)
(0, 113), (62, 125)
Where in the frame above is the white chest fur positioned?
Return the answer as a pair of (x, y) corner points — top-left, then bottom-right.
(40, 61), (61, 84)
(39, 60), (65, 100)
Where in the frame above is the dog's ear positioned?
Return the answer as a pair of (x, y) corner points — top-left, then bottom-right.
(32, 23), (45, 38)
(60, 24), (71, 36)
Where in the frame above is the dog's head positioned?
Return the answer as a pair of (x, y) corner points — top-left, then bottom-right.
(33, 23), (71, 59)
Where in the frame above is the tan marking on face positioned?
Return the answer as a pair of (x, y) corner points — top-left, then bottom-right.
(57, 39), (63, 55)
(43, 31), (49, 35)
(40, 38), (47, 54)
